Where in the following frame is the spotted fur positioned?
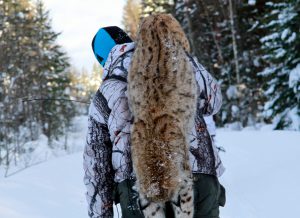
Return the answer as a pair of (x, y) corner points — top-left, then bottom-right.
(128, 14), (196, 217)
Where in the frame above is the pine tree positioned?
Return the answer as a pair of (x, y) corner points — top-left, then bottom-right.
(260, 0), (300, 130)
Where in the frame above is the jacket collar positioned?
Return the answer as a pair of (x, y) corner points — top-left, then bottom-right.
(102, 42), (135, 80)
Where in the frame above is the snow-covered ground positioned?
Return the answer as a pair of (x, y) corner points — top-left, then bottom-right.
(0, 122), (299, 217)
(0, 153), (86, 218)
(218, 130), (300, 218)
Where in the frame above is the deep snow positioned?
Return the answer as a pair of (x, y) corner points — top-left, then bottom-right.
(0, 129), (299, 218)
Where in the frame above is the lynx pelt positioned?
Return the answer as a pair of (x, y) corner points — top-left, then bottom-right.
(128, 14), (197, 218)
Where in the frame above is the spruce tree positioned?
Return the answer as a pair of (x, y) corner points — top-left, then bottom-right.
(0, 0), (37, 166)
(0, 0), (75, 159)
(211, 0), (272, 127)
(229, 0), (269, 126)
(31, 0), (75, 143)
(260, 0), (300, 130)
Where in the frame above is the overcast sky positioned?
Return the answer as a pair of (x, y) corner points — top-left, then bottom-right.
(44, 0), (126, 72)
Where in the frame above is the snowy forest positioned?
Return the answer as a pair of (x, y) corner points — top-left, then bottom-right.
(0, 0), (299, 175)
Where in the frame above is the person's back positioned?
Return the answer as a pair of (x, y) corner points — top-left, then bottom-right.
(83, 17), (225, 218)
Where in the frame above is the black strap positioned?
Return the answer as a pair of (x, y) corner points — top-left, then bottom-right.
(104, 74), (127, 83)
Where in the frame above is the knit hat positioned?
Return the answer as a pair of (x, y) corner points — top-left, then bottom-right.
(92, 26), (133, 67)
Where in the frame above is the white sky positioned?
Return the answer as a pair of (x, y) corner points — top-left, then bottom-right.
(44, 0), (126, 72)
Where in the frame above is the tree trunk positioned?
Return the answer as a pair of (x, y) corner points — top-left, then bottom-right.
(198, 0), (224, 64)
(228, 0), (240, 84)
(184, 0), (196, 55)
